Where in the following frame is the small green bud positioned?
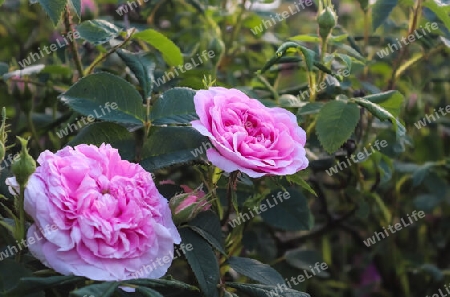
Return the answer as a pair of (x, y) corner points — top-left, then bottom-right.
(208, 37), (225, 68)
(317, 6), (337, 40)
(11, 137), (36, 186)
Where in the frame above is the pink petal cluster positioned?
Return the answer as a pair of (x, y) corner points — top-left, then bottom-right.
(191, 87), (309, 177)
(8, 144), (180, 281)
(81, 0), (97, 15)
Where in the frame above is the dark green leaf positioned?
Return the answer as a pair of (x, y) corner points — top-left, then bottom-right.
(135, 287), (164, 297)
(188, 211), (226, 255)
(4, 275), (83, 296)
(122, 278), (199, 292)
(285, 174), (317, 196)
(179, 228), (220, 297)
(67, 122), (136, 161)
(117, 49), (155, 100)
(133, 29), (183, 67)
(58, 72), (145, 128)
(150, 87), (198, 125)
(69, 282), (119, 297)
(226, 282), (310, 297)
(70, 0), (81, 17)
(76, 20), (121, 45)
(372, 0), (399, 31)
(260, 188), (312, 231)
(140, 126), (208, 171)
(316, 101), (360, 153)
(36, 0), (66, 25)
(361, 90), (404, 118)
(352, 97), (406, 140)
(297, 102), (324, 116)
(228, 257), (284, 285)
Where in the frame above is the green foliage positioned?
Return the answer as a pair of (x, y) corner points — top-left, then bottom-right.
(316, 100), (360, 154)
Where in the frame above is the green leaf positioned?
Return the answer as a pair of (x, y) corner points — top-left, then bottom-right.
(334, 53), (352, 72)
(357, 0), (369, 11)
(226, 283), (310, 297)
(135, 287), (164, 297)
(76, 20), (121, 45)
(316, 101), (360, 153)
(150, 87), (198, 125)
(0, 260), (44, 296)
(122, 278), (199, 292)
(289, 35), (321, 43)
(69, 0), (81, 17)
(329, 34), (349, 42)
(372, 0), (398, 31)
(188, 211), (226, 255)
(423, 1), (450, 31)
(58, 72), (145, 128)
(69, 282), (119, 297)
(285, 174), (317, 196)
(260, 188), (312, 231)
(133, 29), (183, 67)
(297, 102), (324, 116)
(352, 97), (406, 140)
(36, 0), (66, 25)
(67, 122), (136, 161)
(0, 0), (5, 7)
(0, 62), (8, 76)
(260, 42), (315, 73)
(117, 49), (155, 100)
(361, 90), (404, 118)
(284, 249), (329, 277)
(140, 126), (208, 171)
(228, 257), (284, 286)
(179, 228), (220, 297)
(4, 275), (83, 296)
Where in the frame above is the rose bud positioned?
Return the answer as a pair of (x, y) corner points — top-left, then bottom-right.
(170, 185), (211, 224)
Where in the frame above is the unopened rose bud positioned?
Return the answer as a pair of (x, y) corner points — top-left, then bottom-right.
(170, 186), (211, 224)
(317, 6), (337, 40)
(11, 137), (36, 186)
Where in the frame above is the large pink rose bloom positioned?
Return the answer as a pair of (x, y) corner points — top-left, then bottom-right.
(191, 87), (308, 177)
(13, 144), (180, 281)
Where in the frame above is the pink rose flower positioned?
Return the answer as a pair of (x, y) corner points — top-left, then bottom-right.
(7, 144), (180, 281)
(191, 87), (308, 177)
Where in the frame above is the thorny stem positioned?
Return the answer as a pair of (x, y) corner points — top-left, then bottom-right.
(64, 6), (84, 78)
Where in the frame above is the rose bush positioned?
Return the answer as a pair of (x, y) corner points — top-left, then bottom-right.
(191, 87), (309, 177)
(6, 144), (180, 281)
